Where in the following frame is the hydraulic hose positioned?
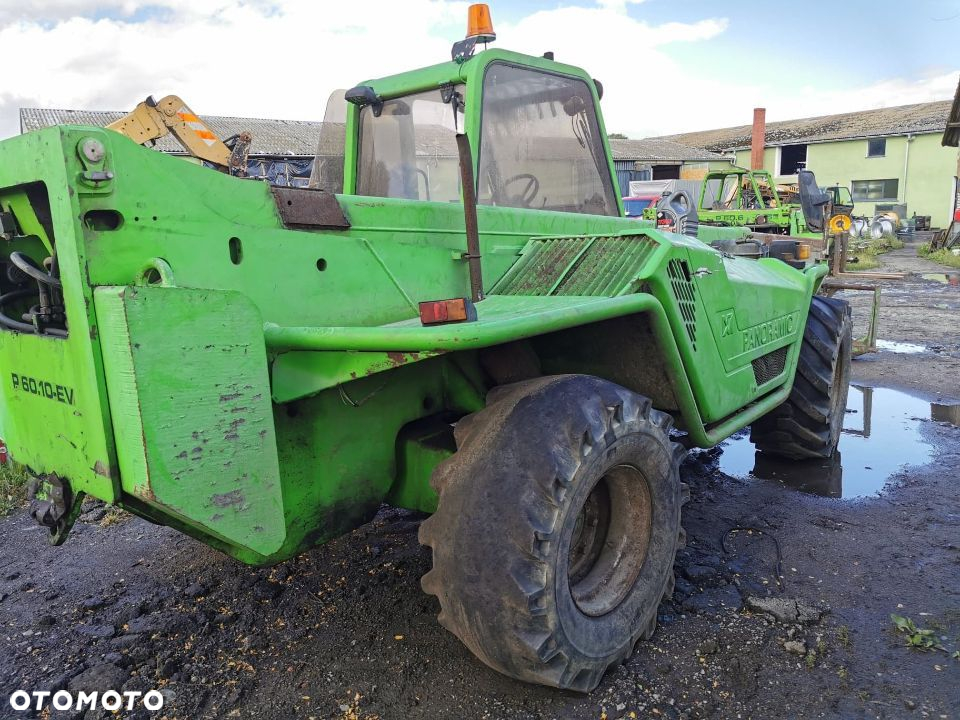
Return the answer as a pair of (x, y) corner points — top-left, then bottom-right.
(2, 253), (67, 336)
(9, 251), (62, 288)
(0, 289), (38, 333)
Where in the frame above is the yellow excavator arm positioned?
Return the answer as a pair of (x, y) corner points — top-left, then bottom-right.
(106, 95), (250, 174)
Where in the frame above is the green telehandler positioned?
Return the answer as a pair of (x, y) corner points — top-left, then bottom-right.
(0, 5), (851, 691)
(644, 166), (822, 236)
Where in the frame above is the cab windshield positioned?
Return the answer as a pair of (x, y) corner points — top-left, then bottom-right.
(478, 63), (618, 216)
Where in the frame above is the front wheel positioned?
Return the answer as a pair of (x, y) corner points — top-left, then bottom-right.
(751, 295), (852, 459)
(418, 375), (687, 692)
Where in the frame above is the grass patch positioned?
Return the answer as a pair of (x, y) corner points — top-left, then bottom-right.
(845, 235), (904, 271)
(99, 505), (131, 527)
(917, 242), (960, 269)
(0, 463), (29, 515)
(845, 253), (880, 271)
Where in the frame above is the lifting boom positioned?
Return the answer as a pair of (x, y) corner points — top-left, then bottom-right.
(106, 94), (250, 174)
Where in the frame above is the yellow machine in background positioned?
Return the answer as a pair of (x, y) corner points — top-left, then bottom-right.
(106, 94), (251, 175)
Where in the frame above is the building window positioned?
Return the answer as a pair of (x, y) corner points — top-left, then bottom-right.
(778, 144), (807, 175)
(851, 178), (898, 202)
(867, 138), (886, 157)
(652, 164), (680, 180)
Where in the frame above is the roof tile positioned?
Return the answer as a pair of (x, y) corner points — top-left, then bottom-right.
(19, 107), (323, 156)
(649, 100), (952, 151)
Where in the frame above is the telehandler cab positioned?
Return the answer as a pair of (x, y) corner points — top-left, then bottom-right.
(0, 4), (851, 691)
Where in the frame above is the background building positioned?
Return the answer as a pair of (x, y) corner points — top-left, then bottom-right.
(650, 101), (959, 226)
(608, 138), (731, 196)
(20, 108), (320, 186)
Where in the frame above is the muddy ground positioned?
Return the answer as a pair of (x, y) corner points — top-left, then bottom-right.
(1, 244), (959, 719)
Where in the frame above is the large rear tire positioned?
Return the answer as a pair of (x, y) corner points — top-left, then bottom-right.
(418, 375), (687, 692)
(751, 295), (852, 459)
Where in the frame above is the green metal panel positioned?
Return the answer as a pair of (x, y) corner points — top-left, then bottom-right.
(0, 128), (120, 502)
(271, 350), (443, 404)
(95, 285), (286, 556)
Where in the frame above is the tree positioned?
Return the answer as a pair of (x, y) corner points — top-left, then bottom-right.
(608, 133), (628, 140)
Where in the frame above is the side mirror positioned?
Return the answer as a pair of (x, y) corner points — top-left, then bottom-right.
(345, 85), (383, 117)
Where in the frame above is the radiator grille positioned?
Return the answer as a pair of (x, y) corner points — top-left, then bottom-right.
(491, 235), (659, 297)
(667, 259), (697, 351)
(752, 345), (789, 385)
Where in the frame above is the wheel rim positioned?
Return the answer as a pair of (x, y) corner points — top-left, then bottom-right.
(567, 464), (653, 617)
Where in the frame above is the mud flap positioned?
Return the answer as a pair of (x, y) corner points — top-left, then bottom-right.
(94, 286), (286, 556)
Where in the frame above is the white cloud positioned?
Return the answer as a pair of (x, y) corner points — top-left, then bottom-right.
(595, 0), (646, 12)
(768, 71), (959, 123)
(0, 1), (470, 136)
(494, 5), (731, 137)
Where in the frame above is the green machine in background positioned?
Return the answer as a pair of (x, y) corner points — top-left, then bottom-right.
(0, 4), (851, 692)
(644, 166), (828, 237)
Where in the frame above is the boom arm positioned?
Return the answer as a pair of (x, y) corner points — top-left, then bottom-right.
(106, 95), (248, 172)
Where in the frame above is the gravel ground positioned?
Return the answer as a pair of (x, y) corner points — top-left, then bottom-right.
(1, 243), (959, 720)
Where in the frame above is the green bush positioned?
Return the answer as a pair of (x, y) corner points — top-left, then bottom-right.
(918, 242), (960, 269)
(0, 462), (29, 515)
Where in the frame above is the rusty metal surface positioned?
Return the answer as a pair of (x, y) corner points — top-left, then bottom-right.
(456, 133), (484, 302)
(271, 187), (350, 228)
(820, 281), (881, 356)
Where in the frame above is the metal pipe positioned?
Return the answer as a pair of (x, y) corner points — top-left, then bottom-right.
(902, 133), (913, 202)
(456, 133), (484, 302)
(264, 294), (658, 352)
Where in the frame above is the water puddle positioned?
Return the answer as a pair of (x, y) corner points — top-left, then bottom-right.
(876, 339), (927, 354)
(718, 386), (960, 499)
(921, 272), (960, 285)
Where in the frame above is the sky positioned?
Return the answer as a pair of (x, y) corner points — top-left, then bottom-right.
(0, 0), (957, 141)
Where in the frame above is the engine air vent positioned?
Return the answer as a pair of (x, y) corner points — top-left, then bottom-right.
(667, 259), (697, 351)
(752, 345), (789, 386)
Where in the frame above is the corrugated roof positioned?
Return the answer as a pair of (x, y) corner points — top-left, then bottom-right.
(650, 100), (953, 152)
(608, 137), (724, 162)
(20, 106), (722, 163)
(19, 107), (323, 156)
(944, 76), (960, 147)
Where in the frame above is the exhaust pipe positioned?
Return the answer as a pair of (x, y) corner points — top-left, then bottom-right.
(751, 108), (766, 171)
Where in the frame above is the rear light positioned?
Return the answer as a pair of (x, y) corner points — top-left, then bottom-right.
(798, 243), (811, 260)
(0, 440), (8, 465)
(419, 297), (478, 326)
